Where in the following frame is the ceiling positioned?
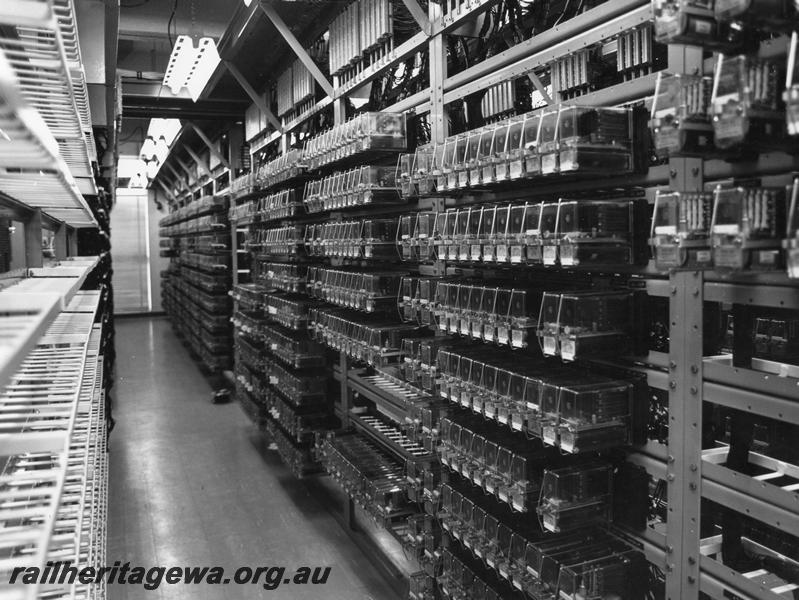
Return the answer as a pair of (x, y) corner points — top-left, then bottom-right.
(118, 0), (247, 120)
(117, 0), (351, 189)
(118, 0), (348, 122)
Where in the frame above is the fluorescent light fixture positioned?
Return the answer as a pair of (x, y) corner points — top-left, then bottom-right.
(163, 35), (220, 102)
(154, 136), (169, 164)
(147, 118), (182, 146)
(145, 159), (160, 179)
(141, 119), (181, 187)
(139, 136), (156, 160)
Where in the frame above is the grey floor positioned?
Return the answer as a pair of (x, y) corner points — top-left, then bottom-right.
(108, 317), (401, 600)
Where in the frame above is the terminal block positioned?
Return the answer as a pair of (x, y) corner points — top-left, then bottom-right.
(465, 127), (484, 186)
(477, 205), (498, 263)
(257, 226), (305, 257)
(710, 184), (787, 270)
(434, 210), (458, 261)
(435, 283), (539, 348)
(264, 293), (320, 331)
(540, 379), (634, 453)
(713, 0), (798, 31)
(711, 55), (787, 152)
(652, 0), (743, 48)
(489, 118), (512, 183)
(345, 220), (371, 258)
(538, 291), (633, 361)
(304, 112), (406, 170)
(650, 72), (714, 157)
(303, 165), (402, 213)
(398, 152), (416, 199)
(555, 198), (647, 267)
(433, 136), (455, 191)
(650, 190), (714, 270)
(504, 114), (527, 180)
(540, 106), (633, 176)
(522, 113), (542, 178)
(255, 149), (306, 188)
(398, 277), (439, 326)
(452, 133), (470, 189)
(256, 189), (302, 222)
(308, 269), (402, 313)
(556, 549), (646, 600)
(538, 463), (613, 532)
(413, 145), (436, 195)
(262, 355), (327, 406)
(439, 549), (502, 600)
(398, 211), (436, 262)
(311, 309), (419, 367)
(476, 125), (498, 185)
(309, 217), (397, 260)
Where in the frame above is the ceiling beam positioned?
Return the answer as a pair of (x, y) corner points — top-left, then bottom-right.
(163, 163), (185, 189)
(257, 1), (334, 99)
(155, 179), (178, 206)
(222, 60), (283, 132)
(399, 0), (432, 35)
(188, 123), (230, 170)
(184, 146), (213, 180)
(122, 80), (192, 99)
(174, 156), (194, 181)
(122, 95), (247, 120)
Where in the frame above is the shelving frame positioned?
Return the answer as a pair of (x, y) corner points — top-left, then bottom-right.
(151, 0), (799, 597)
(0, 279), (108, 600)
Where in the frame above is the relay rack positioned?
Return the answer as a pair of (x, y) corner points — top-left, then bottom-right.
(150, 0), (799, 597)
(160, 195), (233, 372)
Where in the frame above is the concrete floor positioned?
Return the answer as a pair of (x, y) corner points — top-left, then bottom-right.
(108, 317), (401, 600)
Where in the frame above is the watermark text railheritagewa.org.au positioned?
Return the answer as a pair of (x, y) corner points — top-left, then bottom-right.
(9, 561), (332, 591)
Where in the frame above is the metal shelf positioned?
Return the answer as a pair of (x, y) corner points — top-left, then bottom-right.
(350, 412), (434, 465)
(701, 538), (799, 600)
(0, 43), (96, 227)
(0, 0), (97, 198)
(704, 378), (799, 426)
(0, 258), (99, 393)
(704, 357), (799, 407)
(348, 368), (432, 425)
(46, 324), (107, 598)
(627, 443), (668, 480)
(616, 523), (668, 568)
(703, 447), (799, 538)
(0, 293), (63, 398)
(0, 290), (103, 600)
(705, 279), (799, 310)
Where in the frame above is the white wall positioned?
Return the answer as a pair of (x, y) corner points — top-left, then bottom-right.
(111, 188), (151, 313)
